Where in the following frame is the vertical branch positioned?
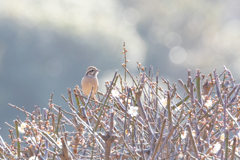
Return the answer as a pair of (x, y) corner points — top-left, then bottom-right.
(151, 118), (167, 159)
(94, 70), (118, 132)
(60, 134), (72, 160)
(100, 110), (118, 160)
(223, 94), (228, 160)
(214, 69), (223, 103)
(230, 136), (237, 160)
(196, 69), (202, 104)
(224, 65), (235, 88)
(189, 78), (195, 108)
(120, 88), (131, 159)
(187, 69), (191, 88)
(225, 130), (229, 160)
(136, 73), (147, 120)
(109, 110), (114, 135)
(14, 120), (20, 158)
(55, 111), (62, 136)
(186, 123), (199, 159)
(68, 88), (73, 106)
(167, 91), (172, 127)
(223, 94), (227, 137)
(73, 85), (85, 107)
(51, 113), (55, 134)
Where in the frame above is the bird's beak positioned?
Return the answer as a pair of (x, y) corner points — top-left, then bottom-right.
(97, 69), (101, 72)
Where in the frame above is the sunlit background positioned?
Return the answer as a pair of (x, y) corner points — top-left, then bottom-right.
(1, 0), (240, 142)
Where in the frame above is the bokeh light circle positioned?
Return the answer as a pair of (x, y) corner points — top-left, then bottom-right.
(169, 46), (187, 64)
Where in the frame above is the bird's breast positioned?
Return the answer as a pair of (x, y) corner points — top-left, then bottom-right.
(81, 76), (99, 96)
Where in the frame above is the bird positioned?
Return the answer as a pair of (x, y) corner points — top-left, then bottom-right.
(81, 66), (100, 100)
(202, 78), (213, 96)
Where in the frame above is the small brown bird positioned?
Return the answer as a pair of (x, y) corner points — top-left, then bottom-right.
(81, 66), (100, 100)
(202, 78), (213, 95)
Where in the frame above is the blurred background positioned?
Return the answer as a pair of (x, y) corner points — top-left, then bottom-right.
(1, 0), (240, 142)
